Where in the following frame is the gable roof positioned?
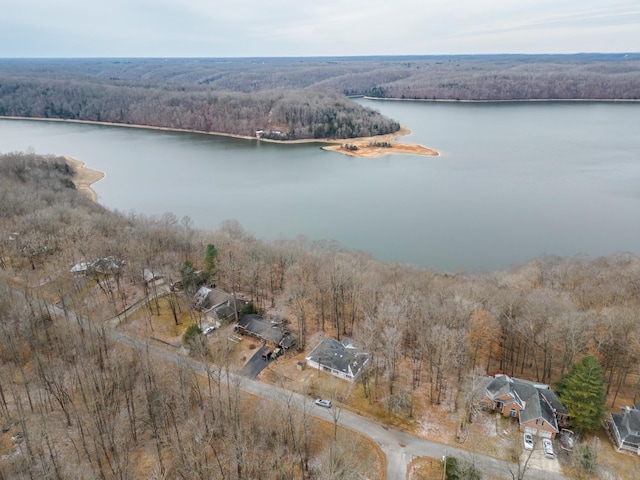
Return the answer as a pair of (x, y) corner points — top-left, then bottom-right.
(195, 286), (234, 311)
(611, 406), (640, 449)
(622, 406), (640, 433)
(237, 314), (283, 343)
(305, 338), (370, 380)
(485, 374), (566, 431)
(236, 314), (296, 348)
(213, 302), (236, 320)
(519, 390), (559, 432)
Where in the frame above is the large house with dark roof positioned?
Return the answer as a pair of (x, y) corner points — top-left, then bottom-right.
(608, 403), (640, 454)
(483, 374), (568, 439)
(235, 314), (296, 350)
(305, 338), (370, 382)
(194, 287), (248, 322)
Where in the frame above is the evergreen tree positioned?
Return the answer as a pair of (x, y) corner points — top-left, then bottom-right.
(180, 259), (201, 295)
(555, 355), (606, 433)
(203, 243), (218, 282)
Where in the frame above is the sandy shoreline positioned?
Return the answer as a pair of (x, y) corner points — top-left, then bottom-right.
(1, 115), (439, 158)
(63, 156), (105, 202)
(321, 126), (439, 158)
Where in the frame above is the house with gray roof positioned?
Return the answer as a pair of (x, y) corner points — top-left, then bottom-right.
(195, 286), (228, 311)
(305, 338), (370, 382)
(235, 314), (296, 350)
(609, 403), (640, 454)
(194, 287), (247, 319)
(483, 374), (568, 439)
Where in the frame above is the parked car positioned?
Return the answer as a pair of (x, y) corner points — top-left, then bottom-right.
(542, 438), (554, 459)
(523, 433), (534, 451)
(314, 398), (332, 408)
(559, 429), (575, 451)
(203, 326), (216, 335)
(262, 350), (272, 361)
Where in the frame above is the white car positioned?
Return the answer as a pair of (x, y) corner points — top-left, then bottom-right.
(542, 438), (554, 458)
(203, 326), (216, 335)
(314, 398), (332, 408)
(523, 433), (534, 451)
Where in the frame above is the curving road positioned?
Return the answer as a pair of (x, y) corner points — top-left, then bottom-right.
(114, 329), (567, 480)
(50, 300), (566, 480)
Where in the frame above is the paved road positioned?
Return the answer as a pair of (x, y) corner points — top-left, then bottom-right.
(233, 375), (567, 480)
(47, 300), (567, 480)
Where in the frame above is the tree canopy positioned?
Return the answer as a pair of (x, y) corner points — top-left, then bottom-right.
(556, 355), (607, 433)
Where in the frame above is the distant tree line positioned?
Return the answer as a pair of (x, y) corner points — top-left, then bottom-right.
(0, 55), (638, 142)
(1, 54), (637, 102)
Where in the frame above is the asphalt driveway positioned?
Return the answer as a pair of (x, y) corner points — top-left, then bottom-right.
(240, 344), (272, 378)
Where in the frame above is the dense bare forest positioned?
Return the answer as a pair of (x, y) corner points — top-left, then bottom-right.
(0, 153), (381, 479)
(0, 78), (399, 140)
(1, 152), (639, 477)
(1, 54), (638, 141)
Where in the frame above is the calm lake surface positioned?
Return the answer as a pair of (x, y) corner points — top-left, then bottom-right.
(1, 99), (639, 272)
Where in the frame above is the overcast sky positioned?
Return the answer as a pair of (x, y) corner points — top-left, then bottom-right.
(2, 0), (638, 57)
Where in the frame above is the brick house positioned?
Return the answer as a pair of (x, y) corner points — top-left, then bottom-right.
(483, 374), (568, 439)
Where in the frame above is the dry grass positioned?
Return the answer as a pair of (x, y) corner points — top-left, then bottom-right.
(0, 425), (21, 458)
(407, 456), (446, 480)
(586, 430), (640, 480)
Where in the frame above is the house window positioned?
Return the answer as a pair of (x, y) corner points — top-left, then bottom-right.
(536, 419), (544, 425)
(509, 408), (517, 417)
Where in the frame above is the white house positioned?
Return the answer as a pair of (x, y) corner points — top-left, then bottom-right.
(305, 338), (370, 382)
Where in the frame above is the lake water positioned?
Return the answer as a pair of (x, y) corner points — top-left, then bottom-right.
(1, 99), (639, 272)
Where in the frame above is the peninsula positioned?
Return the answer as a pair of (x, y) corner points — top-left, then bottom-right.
(321, 126), (438, 158)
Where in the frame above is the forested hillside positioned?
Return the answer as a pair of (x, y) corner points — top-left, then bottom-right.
(1, 153), (639, 477)
(0, 77), (399, 140)
(0, 54), (638, 141)
(0, 153), (381, 479)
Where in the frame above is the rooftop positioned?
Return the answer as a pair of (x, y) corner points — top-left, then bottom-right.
(306, 338), (370, 379)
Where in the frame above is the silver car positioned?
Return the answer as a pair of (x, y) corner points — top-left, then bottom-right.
(314, 398), (332, 408)
(523, 433), (534, 451)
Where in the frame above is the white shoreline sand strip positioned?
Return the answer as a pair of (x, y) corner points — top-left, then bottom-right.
(63, 155), (105, 203)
